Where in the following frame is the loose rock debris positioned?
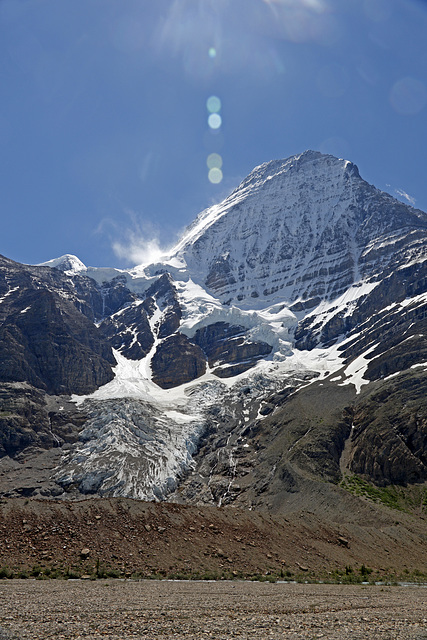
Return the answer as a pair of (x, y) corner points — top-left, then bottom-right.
(0, 580), (426, 640)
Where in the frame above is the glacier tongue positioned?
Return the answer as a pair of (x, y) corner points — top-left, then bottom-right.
(59, 320), (348, 500)
(56, 385), (220, 501)
(59, 352), (330, 501)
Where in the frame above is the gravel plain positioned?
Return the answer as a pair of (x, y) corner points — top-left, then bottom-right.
(0, 579), (426, 639)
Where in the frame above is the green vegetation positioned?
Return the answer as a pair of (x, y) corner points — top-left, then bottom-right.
(340, 474), (401, 509)
(340, 474), (427, 512)
(250, 574), (277, 583)
(0, 566), (13, 579)
(0, 562), (426, 585)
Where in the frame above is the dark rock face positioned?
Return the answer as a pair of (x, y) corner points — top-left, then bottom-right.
(191, 322), (272, 377)
(151, 334), (206, 389)
(0, 255), (119, 395)
(0, 287), (115, 395)
(146, 273), (182, 339)
(0, 256), (136, 324)
(349, 373), (427, 485)
(295, 261), (427, 353)
(294, 261), (427, 427)
(365, 330), (427, 382)
(95, 276), (138, 320)
(205, 255), (237, 292)
(100, 304), (154, 360)
(99, 273), (183, 362)
(0, 383), (50, 457)
(0, 382), (87, 459)
(212, 361), (263, 378)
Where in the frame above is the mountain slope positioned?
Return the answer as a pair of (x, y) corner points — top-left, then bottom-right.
(0, 151), (426, 511)
(0, 255), (117, 395)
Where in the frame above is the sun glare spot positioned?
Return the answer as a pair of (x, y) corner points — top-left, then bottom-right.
(208, 167), (223, 184)
(207, 153), (223, 170)
(208, 47), (217, 59)
(207, 95), (222, 113)
(208, 113), (222, 129)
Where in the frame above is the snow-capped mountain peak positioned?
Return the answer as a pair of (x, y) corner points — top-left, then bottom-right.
(38, 254), (87, 276)
(157, 151), (427, 311)
(172, 150), (355, 255)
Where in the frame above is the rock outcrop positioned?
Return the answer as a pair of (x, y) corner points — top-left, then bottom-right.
(349, 373), (427, 485)
(0, 381), (87, 460)
(191, 322), (272, 377)
(0, 256), (126, 395)
(100, 303), (154, 360)
(151, 334), (206, 389)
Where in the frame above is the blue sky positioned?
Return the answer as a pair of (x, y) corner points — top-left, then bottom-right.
(1, 0), (427, 268)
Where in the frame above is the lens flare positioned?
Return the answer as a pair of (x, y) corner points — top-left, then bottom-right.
(208, 113), (222, 129)
(206, 95), (221, 113)
(207, 153), (223, 170)
(208, 47), (217, 58)
(208, 167), (223, 184)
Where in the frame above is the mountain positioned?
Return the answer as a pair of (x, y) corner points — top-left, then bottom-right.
(0, 151), (426, 518)
(163, 150), (426, 309)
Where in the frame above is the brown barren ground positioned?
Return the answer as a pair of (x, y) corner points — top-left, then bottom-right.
(0, 579), (427, 639)
(0, 497), (426, 581)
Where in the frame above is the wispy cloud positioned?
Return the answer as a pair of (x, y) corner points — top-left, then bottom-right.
(112, 234), (166, 266)
(96, 209), (176, 267)
(395, 188), (416, 206)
